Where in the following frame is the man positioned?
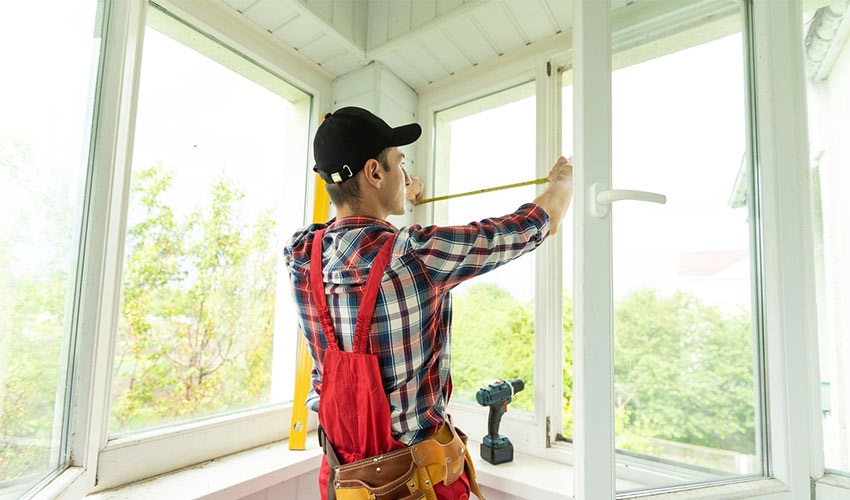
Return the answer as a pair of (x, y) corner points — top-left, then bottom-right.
(284, 107), (573, 500)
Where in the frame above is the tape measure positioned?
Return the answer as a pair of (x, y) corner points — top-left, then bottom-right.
(416, 177), (549, 205)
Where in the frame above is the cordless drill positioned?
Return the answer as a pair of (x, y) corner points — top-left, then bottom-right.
(476, 378), (525, 465)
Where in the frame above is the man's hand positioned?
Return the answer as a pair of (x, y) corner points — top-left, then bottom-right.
(406, 175), (424, 204)
(534, 156), (574, 235)
(547, 156), (573, 188)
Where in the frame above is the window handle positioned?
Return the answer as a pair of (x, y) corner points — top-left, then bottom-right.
(589, 182), (667, 218)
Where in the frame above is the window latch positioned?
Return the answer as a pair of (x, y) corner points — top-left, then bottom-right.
(589, 183), (667, 218)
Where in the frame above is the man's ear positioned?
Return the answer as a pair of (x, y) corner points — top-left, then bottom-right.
(362, 159), (384, 189)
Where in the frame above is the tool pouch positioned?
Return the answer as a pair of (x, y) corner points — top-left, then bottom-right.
(335, 449), (422, 500)
(323, 419), (485, 500)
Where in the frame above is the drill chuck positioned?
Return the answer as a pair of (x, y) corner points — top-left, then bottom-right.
(475, 379), (525, 406)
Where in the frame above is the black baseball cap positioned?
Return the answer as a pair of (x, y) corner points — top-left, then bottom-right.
(313, 106), (422, 183)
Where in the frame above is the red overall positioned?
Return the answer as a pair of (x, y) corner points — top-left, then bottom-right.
(310, 229), (471, 500)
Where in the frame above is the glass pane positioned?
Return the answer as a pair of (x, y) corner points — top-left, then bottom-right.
(611, 1), (762, 491)
(434, 82), (536, 413)
(0, 0), (104, 495)
(561, 72), (575, 439)
(803, 0), (850, 475)
(108, 6), (311, 435)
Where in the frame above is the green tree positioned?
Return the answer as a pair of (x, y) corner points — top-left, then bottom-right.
(110, 165), (278, 432)
(562, 292), (574, 437)
(450, 282), (755, 460)
(111, 163), (184, 427)
(614, 289), (755, 454)
(1, 136), (75, 479)
(451, 283), (535, 412)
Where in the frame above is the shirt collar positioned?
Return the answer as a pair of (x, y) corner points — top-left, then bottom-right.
(326, 215), (397, 232)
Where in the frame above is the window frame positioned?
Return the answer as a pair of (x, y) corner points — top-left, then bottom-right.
(0, 0), (112, 498)
(92, 0), (327, 491)
(27, 0), (334, 497)
(417, 1), (830, 499)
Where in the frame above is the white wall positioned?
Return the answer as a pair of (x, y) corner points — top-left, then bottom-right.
(235, 467), (320, 500)
(329, 61), (420, 228)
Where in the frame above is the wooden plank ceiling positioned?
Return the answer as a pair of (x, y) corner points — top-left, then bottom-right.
(222, 0), (751, 90)
(222, 0), (578, 88)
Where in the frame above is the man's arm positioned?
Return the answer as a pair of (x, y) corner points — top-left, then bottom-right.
(399, 156), (573, 289)
(402, 203), (550, 289)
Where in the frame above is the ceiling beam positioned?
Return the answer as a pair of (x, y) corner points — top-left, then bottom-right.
(367, 0), (493, 59)
(281, 0), (368, 66)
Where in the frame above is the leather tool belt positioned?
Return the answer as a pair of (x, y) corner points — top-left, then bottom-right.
(319, 417), (485, 500)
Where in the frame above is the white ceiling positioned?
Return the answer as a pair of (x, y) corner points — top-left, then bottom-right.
(220, 0), (772, 91)
(222, 0), (577, 89)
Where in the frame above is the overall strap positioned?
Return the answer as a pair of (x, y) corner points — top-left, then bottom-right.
(353, 234), (396, 354)
(310, 229), (397, 354)
(310, 229), (340, 351)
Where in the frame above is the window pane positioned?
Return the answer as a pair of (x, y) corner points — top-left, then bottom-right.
(108, 6), (310, 435)
(610, 2), (763, 491)
(0, 0), (104, 495)
(561, 72), (575, 439)
(434, 82), (536, 413)
(803, 0), (850, 475)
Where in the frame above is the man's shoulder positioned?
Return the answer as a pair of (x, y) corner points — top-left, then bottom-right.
(284, 221), (413, 273)
(282, 222), (325, 271)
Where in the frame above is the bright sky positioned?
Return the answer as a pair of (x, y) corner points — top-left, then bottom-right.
(130, 27), (302, 233)
(0, 2), (99, 277)
(608, 34), (750, 311)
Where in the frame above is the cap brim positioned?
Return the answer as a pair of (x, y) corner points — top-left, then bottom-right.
(389, 123), (422, 147)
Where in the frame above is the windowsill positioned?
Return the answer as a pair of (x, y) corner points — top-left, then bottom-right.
(85, 433), (324, 500)
(94, 403), (311, 492)
(816, 472), (850, 495)
(83, 432), (789, 500)
(819, 472), (850, 487)
(467, 439), (573, 499)
(83, 432), (576, 500)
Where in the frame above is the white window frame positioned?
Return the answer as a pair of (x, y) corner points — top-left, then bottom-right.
(24, 0), (850, 498)
(417, 1), (833, 499)
(27, 0), (334, 497)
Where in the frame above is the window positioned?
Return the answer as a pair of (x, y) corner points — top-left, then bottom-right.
(803, 0), (850, 475)
(433, 82), (537, 413)
(609, 1), (763, 491)
(0, 0), (106, 497)
(108, 5), (311, 436)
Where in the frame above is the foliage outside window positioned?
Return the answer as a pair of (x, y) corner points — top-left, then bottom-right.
(108, 6), (311, 435)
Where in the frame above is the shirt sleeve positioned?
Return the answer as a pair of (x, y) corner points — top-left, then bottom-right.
(399, 203), (550, 289)
(305, 365), (321, 413)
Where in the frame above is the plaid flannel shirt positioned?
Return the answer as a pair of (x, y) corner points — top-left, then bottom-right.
(283, 202), (550, 445)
